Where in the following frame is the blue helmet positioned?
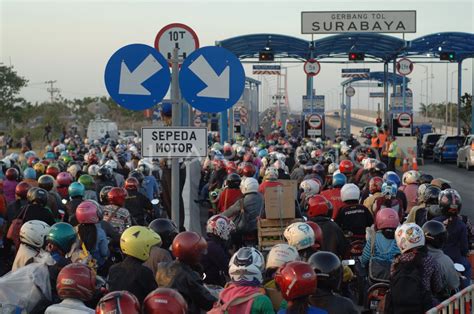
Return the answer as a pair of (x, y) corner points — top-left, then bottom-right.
(24, 167), (37, 180)
(68, 182), (85, 198)
(332, 173), (347, 188)
(383, 171), (401, 188)
(381, 180), (398, 197)
(258, 149), (268, 158)
(161, 103), (172, 117)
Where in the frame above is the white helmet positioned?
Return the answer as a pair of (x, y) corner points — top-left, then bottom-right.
(315, 137), (322, 144)
(20, 220), (51, 248)
(340, 146), (351, 155)
(266, 244), (299, 269)
(339, 141), (347, 147)
(328, 163), (339, 175)
(87, 164), (100, 176)
(206, 215), (235, 241)
(417, 183), (429, 204)
(300, 179), (320, 197)
(341, 183), (360, 202)
(402, 170), (420, 185)
(265, 167), (279, 180)
(67, 164), (81, 178)
(364, 158), (377, 170)
(395, 223), (425, 253)
(240, 177), (259, 194)
(105, 159), (118, 170)
(284, 222), (315, 251)
(229, 247), (265, 283)
(275, 153), (286, 164)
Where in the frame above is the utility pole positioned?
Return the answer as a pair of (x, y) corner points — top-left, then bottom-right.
(45, 80), (59, 103)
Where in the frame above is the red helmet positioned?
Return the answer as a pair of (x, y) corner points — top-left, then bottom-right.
(27, 156), (40, 167)
(15, 181), (31, 199)
(212, 159), (225, 170)
(76, 200), (99, 224)
(5, 168), (19, 181)
(307, 195), (332, 218)
(56, 172), (73, 187)
(226, 161), (237, 174)
(275, 261), (317, 301)
(375, 207), (399, 230)
(143, 288), (188, 314)
(96, 291), (140, 314)
(124, 177), (140, 191)
(242, 163), (256, 178)
(172, 231), (207, 265)
(107, 187), (128, 207)
(41, 159), (50, 167)
(339, 160), (354, 175)
(369, 176), (384, 194)
(306, 221), (324, 251)
(46, 165), (60, 178)
(57, 263), (95, 301)
(86, 153), (99, 165)
(356, 153), (367, 163)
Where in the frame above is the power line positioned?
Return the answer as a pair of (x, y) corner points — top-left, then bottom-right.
(44, 80), (60, 103)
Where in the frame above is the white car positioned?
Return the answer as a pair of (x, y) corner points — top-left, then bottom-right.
(456, 134), (474, 171)
(118, 129), (139, 141)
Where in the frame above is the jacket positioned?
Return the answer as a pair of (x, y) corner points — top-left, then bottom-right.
(309, 289), (359, 314)
(22, 204), (56, 226)
(434, 215), (469, 264)
(108, 256), (158, 303)
(124, 190), (152, 225)
(217, 283), (274, 314)
(360, 230), (400, 267)
(155, 260), (216, 314)
(200, 235), (230, 287)
(217, 188), (243, 212)
(12, 244), (46, 271)
(309, 216), (349, 258)
(143, 246), (172, 276)
(143, 175), (159, 200)
(45, 299), (94, 314)
(4, 179), (17, 204)
(335, 202), (373, 236)
(427, 246), (459, 292)
(399, 184), (419, 213)
(222, 192), (263, 233)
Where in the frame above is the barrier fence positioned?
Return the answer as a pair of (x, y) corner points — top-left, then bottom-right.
(426, 285), (474, 314)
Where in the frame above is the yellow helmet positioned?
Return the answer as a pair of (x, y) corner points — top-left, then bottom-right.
(120, 226), (161, 261)
(34, 162), (45, 174)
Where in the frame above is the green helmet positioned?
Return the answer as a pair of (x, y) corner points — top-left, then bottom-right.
(78, 174), (94, 190)
(61, 155), (72, 164)
(47, 222), (77, 253)
(68, 182), (85, 198)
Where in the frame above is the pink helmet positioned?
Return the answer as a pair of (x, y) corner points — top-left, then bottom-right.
(375, 207), (399, 230)
(56, 172), (73, 187)
(76, 200), (99, 224)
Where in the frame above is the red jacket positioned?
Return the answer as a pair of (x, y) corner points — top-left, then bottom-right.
(217, 188), (243, 212)
(320, 187), (344, 220)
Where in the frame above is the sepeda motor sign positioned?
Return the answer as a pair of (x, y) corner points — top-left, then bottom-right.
(301, 11), (416, 34)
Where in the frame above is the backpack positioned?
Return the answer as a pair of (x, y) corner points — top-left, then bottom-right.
(385, 257), (432, 313)
(70, 242), (98, 273)
(207, 292), (262, 314)
(6, 205), (29, 250)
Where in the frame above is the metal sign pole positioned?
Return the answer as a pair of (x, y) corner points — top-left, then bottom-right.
(341, 85), (345, 132)
(402, 75), (407, 112)
(346, 92), (351, 137)
(171, 47), (181, 228)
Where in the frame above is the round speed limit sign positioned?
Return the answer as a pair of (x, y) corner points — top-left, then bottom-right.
(304, 59), (321, 77)
(397, 58), (414, 76)
(155, 23), (200, 66)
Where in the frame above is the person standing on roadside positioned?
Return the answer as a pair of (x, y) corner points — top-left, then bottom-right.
(387, 136), (398, 172)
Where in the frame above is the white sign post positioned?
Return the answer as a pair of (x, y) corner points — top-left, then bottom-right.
(141, 127), (208, 158)
(301, 11), (416, 34)
(155, 23), (200, 65)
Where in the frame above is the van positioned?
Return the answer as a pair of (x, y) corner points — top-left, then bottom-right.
(86, 118), (118, 141)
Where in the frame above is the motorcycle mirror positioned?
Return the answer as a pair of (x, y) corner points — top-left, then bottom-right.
(61, 199), (67, 205)
(151, 199), (159, 205)
(454, 263), (465, 272)
(342, 259), (355, 266)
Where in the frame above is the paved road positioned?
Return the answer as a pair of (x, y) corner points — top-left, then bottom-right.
(325, 115), (474, 220)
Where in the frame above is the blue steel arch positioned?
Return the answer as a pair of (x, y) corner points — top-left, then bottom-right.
(405, 32), (474, 61)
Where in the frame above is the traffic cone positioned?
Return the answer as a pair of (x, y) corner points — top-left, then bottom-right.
(402, 158), (408, 172)
(412, 157), (418, 171)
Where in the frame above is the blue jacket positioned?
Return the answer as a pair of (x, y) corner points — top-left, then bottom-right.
(91, 223), (109, 267)
(143, 175), (159, 201)
(360, 231), (400, 267)
(434, 215), (469, 264)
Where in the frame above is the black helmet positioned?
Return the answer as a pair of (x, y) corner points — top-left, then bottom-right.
(99, 185), (113, 205)
(419, 173), (434, 185)
(27, 187), (49, 207)
(148, 218), (179, 249)
(297, 154), (308, 165)
(308, 251), (342, 291)
(97, 166), (112, 180)
(138, 163), (151, 176)
(422, 185), (441, 205)
(422, 220), (447, 249)
(374, 162), (387, 174)
(128, 170), (144, 184)
(439, 188), (462, 216)
(226, 173), (241, 189)
(38, 174), (55, 191)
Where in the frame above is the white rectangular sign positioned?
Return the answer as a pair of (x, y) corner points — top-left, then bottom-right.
(141, 127), (207, 158)
(301, 11), (416, 34)
(398, 127), (412, 134)
(308, 129), (322, 136)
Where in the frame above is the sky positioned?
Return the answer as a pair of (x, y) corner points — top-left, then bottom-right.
(1, 0), (473, 113)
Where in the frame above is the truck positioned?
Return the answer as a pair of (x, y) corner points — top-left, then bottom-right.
(86, 118), (118, 141)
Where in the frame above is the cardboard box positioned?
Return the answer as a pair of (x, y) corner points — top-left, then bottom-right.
(264, 184), (296, 219)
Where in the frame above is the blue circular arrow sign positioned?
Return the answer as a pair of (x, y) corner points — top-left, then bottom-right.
(179, 46), (245, 113)
(104, 44), (170, 111)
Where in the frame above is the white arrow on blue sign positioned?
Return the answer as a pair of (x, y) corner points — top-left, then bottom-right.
(104, 44), (171, 111)
(179, 46), (245, 113)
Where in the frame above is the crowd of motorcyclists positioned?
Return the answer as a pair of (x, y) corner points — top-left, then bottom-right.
(0, 127), (471, 314)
